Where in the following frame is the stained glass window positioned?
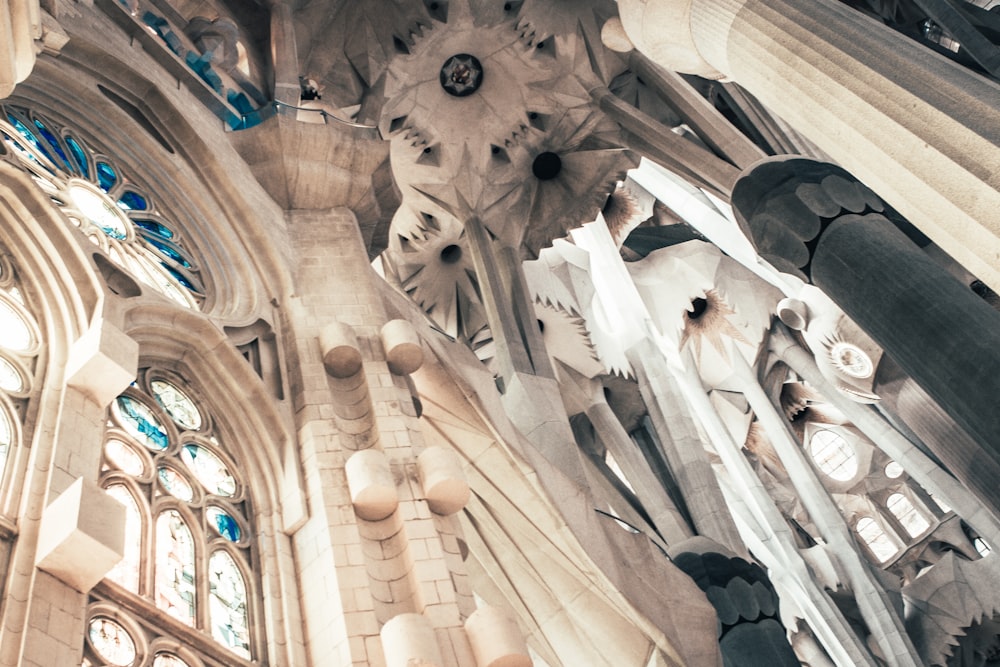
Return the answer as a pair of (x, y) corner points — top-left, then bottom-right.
(88, 617), (137, 667)
(114, 396), (169, 450)
(208, 550), (251, 658)
(180, 445), (236, 496)
(0, 357), (23, 393)
(0, 299), (32, 352)
(0, 106), (204, 308)
(96, 372), (257, 662)
(0, 264), (39, 489)
(150, 380), (201, 431)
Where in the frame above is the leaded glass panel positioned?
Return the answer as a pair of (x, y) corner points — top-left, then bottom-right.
(180, 445), (236, 497)
(88, 617), (137, 667)
(150, 380), (201, 431)
(0, 357), (23, 392)
(155, 510), (196, 626)
(208, 550), (251, 658)
(115, 396), (169, 450)
(0, 300), (31, 351)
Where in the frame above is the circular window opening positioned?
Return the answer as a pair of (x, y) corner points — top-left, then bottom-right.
(439, 54), (483, 97)
(808, 429), (858, 481)
(830, 341), (874, 378)
(884, 461), (904, 479)
(532, 151), (562, 180)
(440, 244), (463, 264)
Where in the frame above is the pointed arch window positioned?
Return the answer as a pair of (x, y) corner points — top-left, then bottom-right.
(0, 253), (40, 487)
(886, 492), (931, 538)
(0, 106), (205, 308)
(89, 370), (256, 665)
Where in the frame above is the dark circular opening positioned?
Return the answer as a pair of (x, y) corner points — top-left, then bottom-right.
(528, 111), (538, 119)
(439, 54), (484, 97)
(536, 319), (545, 333)
(688, 297), (708, 319)
(423, 146), (432, 154)
(429, 1), (439, 8)
(532, 151), (562, 180)
(491, 145), (500, 154)
(503, 2), (511, 10)
(537, 41), (545, 49)
(440, 244), (463, 264)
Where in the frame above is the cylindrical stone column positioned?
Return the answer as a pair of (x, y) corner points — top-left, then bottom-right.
(345, 449), (398, 521)
(381, 319), (424, 375)
(464, 606), (532, 667)
(381, 613), (443, 667)
(319, 321), (363, 378)
(616, 0), (1000, 290)
(733, 157), (1000, 500)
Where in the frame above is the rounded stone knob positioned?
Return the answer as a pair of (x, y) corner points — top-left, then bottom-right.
(417, 447), (470, 516)
(381, 613), (442, 667)
(381, 319), (424, 375)
(346, 449), (398, 521)
(777, 298), (809, 330)
(320, 321), (363, 378)
(465, 606), (532, 667)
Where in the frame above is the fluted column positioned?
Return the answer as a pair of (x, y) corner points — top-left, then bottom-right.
(733, 158), (1000, 497)
(617, 0), (1000, 291)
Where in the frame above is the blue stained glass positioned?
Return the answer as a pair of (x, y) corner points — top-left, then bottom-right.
(134, 219), (174, 239)
(207, 506), (240, 542)
(32, 119), (71, 171)
(116, 395), (169, 450)
(165, 265), (197, 291)
(117, 190), (148, 211)
(7, 116), (52, 162)
(96, 161), (117, 192)
(145, 237), (191, 267)
(65, 135), (90, 178)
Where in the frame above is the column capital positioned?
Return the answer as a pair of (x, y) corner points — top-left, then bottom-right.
(731, 157), (897, 282)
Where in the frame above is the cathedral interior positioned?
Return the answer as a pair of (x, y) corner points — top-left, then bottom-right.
(2, 0), (1000, 665)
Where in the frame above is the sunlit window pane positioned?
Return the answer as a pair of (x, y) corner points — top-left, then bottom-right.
(0, 300), (31, 351)
(0, 357), (23, 392)
(150, 380), (201, 431)
(181, 445), (236, 497)
(88, 617), (136, 667)
(152, 654), (191, 667)
(808, 429), (858, 481)
(886, 493), (930, 538)
(208, 550), (251, 658)
(114, 396), (169, 450)
(105, 484), (142, 592)
(156, 510), (196, 626)
(856, 516), (898, 562)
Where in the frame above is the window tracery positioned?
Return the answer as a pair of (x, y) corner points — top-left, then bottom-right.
(0, 106), (204, 308)
(88, 370), (256, 666)
(0, 253), (40, 485)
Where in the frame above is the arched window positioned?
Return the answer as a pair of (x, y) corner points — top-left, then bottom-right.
(886, 492), (930, 538)
(0, 254), (40, 483)
(856, 516), (898, 563)
(87, 370), (255, 666)
(0, 106), (204, 308)
(808, 428), (858, 482)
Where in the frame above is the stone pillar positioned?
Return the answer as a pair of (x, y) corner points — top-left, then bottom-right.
(728, 347), (922, 667)
(0, 0), (40, 98)
(616, 0), (1000, 291)
(732, 157), (1000, 505)
(628, 342), (745, 554)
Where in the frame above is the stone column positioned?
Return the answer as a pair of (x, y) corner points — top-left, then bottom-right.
(728, 346), (922, 667)
(0, 0), (40, 98)
(616, 0), (1000, 291)
(732, 157), (1000, 505)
